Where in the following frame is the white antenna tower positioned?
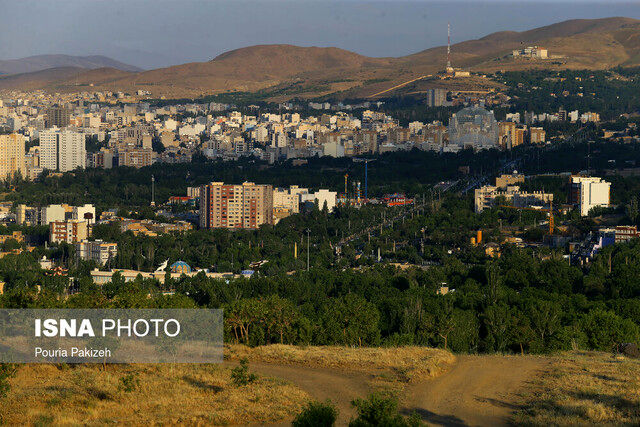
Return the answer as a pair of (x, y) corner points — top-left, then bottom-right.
(447, 22), (452, 70)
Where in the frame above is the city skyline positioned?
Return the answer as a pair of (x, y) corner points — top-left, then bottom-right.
(1, 1), (639, 69)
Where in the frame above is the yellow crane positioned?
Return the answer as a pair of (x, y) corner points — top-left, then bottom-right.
(499, 202), (555, 235)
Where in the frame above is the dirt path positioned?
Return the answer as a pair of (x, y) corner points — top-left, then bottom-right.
(226, 362), (375, 425)
(403, 355), (550, 426)
(233, 355), (549, 426)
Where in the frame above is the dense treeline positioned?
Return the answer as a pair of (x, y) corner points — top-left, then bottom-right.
(2, 242), (640, 354)
(2, 187), (640, 354)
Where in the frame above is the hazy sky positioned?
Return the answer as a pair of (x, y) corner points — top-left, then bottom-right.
(1, 0), (639, 69)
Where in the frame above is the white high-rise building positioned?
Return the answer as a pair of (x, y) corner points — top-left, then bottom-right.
(40, 129), (86, 172)
(570, 176), (611, 216)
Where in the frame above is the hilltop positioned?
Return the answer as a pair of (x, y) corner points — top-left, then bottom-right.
(1, 17), (639, 99)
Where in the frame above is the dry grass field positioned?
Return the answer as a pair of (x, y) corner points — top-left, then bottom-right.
(513, 352), (640, 425)
(0, 363), (310, 425)
(226, 344), (456, 383)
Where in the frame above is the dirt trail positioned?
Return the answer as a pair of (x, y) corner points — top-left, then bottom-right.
(235, 355), (549, 426)
(403, 355), (549, 426)
(238, 362), (374, 425)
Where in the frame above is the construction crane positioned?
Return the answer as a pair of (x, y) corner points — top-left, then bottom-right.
(499, 201), (556, 235)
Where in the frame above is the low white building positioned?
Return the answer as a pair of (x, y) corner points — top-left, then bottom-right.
(75, 240), (117, 265)
(302, 189), (338, 212)
(73, 204), (96, 224)
(273, 185), (309, 214)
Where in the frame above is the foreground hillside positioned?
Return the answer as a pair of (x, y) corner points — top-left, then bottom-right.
(1, 17), (638, 99)
(0, 363), (308, 425)
(0, 346), (454, 425)
(515, 352), (640, 425)
(0, 347), (637, 425)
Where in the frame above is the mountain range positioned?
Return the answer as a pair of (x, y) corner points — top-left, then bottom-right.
(0, 17), (638, 100)
(0, 54), (142, 75)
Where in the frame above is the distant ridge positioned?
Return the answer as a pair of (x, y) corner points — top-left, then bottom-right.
(0, 54), (142, 75)
(0, 67), (134, 91)
(1, 17), (639, 99)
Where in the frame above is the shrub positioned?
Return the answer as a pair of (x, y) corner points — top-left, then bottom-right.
(0, 363), (17, 398)
(118, 373), (140, 393)
(292, 400), (338, 427)
(349, 393), (421, 427)
(231, 358), (257, 386)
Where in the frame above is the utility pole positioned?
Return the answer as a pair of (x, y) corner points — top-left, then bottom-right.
(150, 175), (156, 207)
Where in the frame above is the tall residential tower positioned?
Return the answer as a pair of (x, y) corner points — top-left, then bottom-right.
(40, 129), (86, 172)
(199, 182), (273, 229)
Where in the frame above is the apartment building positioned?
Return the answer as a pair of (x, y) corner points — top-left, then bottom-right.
(199, 182), (273, 229)
(498, 121), (516, 149)
(569, 176), (611, 216)
(46, 107), (70, 128)
(33, 203), (95, 225)
(474, 185), (553, 213)
(38, 204), (68, 225)
(0, 133), (26, 180)
(87, 149), (114, 169)
(530, 127), (546, 144)
(117, 147), (153, 168)
(75, 240), (117, 265)
(40, 129), (86, 172)
(426, 88), (449, 107)
(49, 220), (89, 244)
(273, 185), (309, 214)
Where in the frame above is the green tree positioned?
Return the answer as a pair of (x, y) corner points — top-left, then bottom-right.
(581, 309), (640, 351)
(292, 400), (338, 427)
(483, 304), (513, 353)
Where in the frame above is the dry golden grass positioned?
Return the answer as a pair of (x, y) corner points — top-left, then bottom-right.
(0, 363), (310, 425)
(226, 344), (456, 383)
(514, 351), (640, 426)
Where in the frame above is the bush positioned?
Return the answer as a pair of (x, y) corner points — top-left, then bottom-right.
(231, 358), (257, 386)
(0, 363), (17, 398)
(118, 373), (140, 393)
(292, 400), (338, 427)
(349, 392), (422, 427)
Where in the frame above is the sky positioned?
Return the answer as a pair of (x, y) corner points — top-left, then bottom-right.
(0, 0), (639, 69)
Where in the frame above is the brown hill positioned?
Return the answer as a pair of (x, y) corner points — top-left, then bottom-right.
(88, 45), (392, 96)
(1, 17), (639, 99)
(401, 17), (640, 70)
